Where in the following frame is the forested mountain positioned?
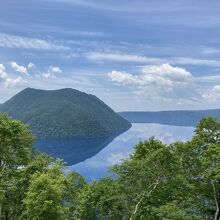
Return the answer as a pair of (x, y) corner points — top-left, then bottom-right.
(0, 88), (131, 139)
(119, 110), (220, 126)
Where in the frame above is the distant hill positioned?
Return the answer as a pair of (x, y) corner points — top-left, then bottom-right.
(0, 88), (131, 139)
(119, 110), (220, 127)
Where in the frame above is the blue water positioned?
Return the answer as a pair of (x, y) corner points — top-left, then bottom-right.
(35, 134), (119, 165)
(71, 123), (195, 181)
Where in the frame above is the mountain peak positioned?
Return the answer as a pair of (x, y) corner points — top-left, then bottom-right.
(0, 88), (131, 139)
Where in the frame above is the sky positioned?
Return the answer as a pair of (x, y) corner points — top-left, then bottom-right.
(1, 0), (220, 111)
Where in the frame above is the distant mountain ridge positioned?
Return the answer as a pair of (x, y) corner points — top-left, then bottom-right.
(119, 109), (220, 127)
(0, 88), (131, 139)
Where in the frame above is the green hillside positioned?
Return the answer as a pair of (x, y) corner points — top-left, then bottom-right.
(0, 88), (131, 138)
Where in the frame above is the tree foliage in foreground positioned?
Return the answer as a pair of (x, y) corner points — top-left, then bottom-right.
(0, 113), (220, 219)
(74, 117), (220, 220)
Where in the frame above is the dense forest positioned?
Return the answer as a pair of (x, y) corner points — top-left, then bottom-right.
(0, 113), (220, 220)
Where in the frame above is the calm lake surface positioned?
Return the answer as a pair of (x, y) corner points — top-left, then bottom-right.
(71, 123), (195, 181)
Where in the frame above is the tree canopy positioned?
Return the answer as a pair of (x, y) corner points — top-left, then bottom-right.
(0, 114), (220, 219)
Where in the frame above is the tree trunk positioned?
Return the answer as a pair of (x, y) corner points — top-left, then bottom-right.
(211, 180), (220, 220)
(130, 178), (160, 220)
(214, 207), (220, 220)
(4, 211), (9, 220)
(0, 190), (4, 220)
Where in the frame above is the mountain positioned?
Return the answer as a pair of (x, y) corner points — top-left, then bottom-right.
(119, 110), (220, 127)
(0, 88), (131, 139)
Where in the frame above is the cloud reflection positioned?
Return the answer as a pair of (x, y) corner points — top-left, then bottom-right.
(72, 123), (194, 181)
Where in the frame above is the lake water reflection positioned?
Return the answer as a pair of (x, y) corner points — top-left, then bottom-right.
(35, 133), (120, 165)
(71, 123), (195, 181)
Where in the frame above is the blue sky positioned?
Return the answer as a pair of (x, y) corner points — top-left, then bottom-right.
(1, 0), (220, 111)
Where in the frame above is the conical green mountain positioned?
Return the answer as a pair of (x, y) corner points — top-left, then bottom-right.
(0, 88), (131, 139)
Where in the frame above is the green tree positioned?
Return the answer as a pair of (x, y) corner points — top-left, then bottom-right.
(1, 111), (220, 220)
(192, 117), (220, 220)
(172, 117), (220, 219)
(112, 138), (179, 220)
(74, 138), (183, 219)
(0, 113), (35, 220)
(74, 178), (126, 220)
(152, 201), (201, 220)
(74, 118), (220, 220)
(64, 171), (86, 219)
(73, 184), (95, 220)
(0, 113), (87, 220)
(0, 113), (34, 175)
(23, 162), (68, 220)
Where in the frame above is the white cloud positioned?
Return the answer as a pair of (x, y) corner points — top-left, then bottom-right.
(46, 0), (196, 14)
(194, 75), (220, 83)
(201, 47), (220, 55)
(5, 77), (27, 88)
(0, 64), (26, 87)
(106, 153), (127, 165)
(203, 85), (220, 102)
(109, 70), (140, 86)
(87, 52), (220, 67)
(87, 52), (162, 63)
(142, 63), (192, 82)
(28, 62), (35, 69)
(42, 66), (63, 78)
(109, 63), (192, 87)
(171, 57), (220, 67)
(42, 73), (52, 78)
(48, 66), (62, 73)
(213, 85), (220, 92)
(11, 62), (29, 76)
(0, 64), (7, 80)
(108, 63), (200, 103)
(202, 92), (220, 102)
(0, 33), (69, 51)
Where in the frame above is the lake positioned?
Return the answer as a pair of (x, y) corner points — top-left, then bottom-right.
(71, 123), (195, 181)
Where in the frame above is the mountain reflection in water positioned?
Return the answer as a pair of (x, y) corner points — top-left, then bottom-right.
(71, 123), (195, 181)
(35, 124), (195, 181)
(35, 131), (125, 165)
